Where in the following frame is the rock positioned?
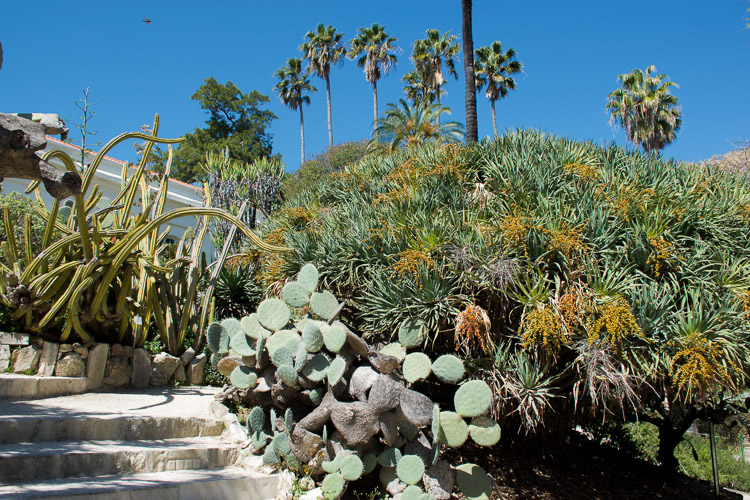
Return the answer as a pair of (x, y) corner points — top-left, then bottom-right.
(172, 362), (186, 383)
(103, 356), (131, 386)
(86, 343), (109, 389)
(13, 344), (42, 373)
(379, 466), (406, 496)
(0, 344), (11, 371)
(72, 343), (88, 357)
(58, 344), (72, 356)
(209, 400), (229, 418)
(186, 353), (207, 385)
(131, 348), (151, 388)
(110, 343), (134, 358)
(55, 353), (85, 377)
(150, 352), (180, 386)
(216, 356), (243, 377)
(0, 332), (30, 345)
(37, 341), (59, 376)
(180, 347), (196, 366)
(423, 460), (455, 500)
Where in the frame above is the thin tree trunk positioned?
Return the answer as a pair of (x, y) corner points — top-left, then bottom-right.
(491, 100), (498, 137)
(326, 75), (333, 148)
(300, 106), (305, 166)
(373, 79), (378, 134)
(436, 85), (441, 127)
(462, 0), (478, 143)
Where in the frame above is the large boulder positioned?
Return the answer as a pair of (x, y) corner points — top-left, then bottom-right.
(103, 356), (132, 387)
(13, 344), (41, 373)
(186, 353), (207, 385)
(55, 352), (85, 377)
(150, 352), (180, 386)
(131, 349), (151, 388)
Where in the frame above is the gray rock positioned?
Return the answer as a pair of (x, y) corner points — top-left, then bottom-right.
(172, 362), (186, 383)
(72, 343), (88, 357)
(13, 344), (42, 373)
(0, 344), (10, 371)
(423, 460), (455, 500)
(186, 353), (207, 385)
(58, 344), (73, 357)
(0, 332), (30, 345)
(379, 466), (406, 496)
(37, 341), (59, 376)
(131, 348), (151, 388)
(55, 353), (85, 377)
(180, 347), (196, 366)
(110, 343), (134, 358)
(150, 352), (180, 386)
(86, 343), (110, 389)
(103, 356), (132, 386)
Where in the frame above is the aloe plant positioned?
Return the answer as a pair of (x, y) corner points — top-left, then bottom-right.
(0, 115), (289, 353)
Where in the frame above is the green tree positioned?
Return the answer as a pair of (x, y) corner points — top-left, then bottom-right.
(412, 29), (460, 124)
(461, 0), (478, 143)
(474, 41), (523, 137)
(170, 78), (277, 183)
(274, 58), (317, 166)
(347, 24), (399, 132)
(606, 65), (681, 155)
(282, 140), (368, 200)
(370, 99), (464, 153)
(300, 24), (346, 149)
(403, 65), (441, 106)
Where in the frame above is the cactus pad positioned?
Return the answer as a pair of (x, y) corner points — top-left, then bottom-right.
(241, 314), (269, 340)
(310, 291), (339, 321)
(271, 432), (291, 456)
(300, 353), (330, 382)
(294, 341), (308, 371)
(283, 281), (310, 308)
(380, 342), (406, 361)
(230, 365), (258, 389)
(307, 387), (325, 405)
(210, 352), (224, 367)
(297, 263), (319, 294)
(403, 352), (432, 383)
(377, 447), (403, 468)
(266, 329), (302, 357)
(250, 430), (268, 450)
(455, 463), (492, 500)
(398, 318), (426, 348)
(206, 322), (230, 354)
(322, 453), (343, 473)
(339, 454), (364, 481)
(271, 345), (295, 367)
(437, 411), (468, 447)
(324, 323), (347, 353)
(454, 380), (492, 417)
(229, 331), (256, 357)
(262, 445), (278, 465)
(401, 485), (424, 500)
(362, 453), (377, 474)
(249, 406), (265, 432)
(431, 354), (465, 384)
(257, 298), (291, 331)
(431, 404), (441, 440)
(397, 454), (426, 485)
(321, 472), (345, 499)
(303, 321), (325, 352)
(327, 356), (347, 385)
(277, 364), (300, 388)
(468, 416), (501, 447)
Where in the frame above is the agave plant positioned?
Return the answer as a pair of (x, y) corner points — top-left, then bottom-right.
(0, 115), (289, 354)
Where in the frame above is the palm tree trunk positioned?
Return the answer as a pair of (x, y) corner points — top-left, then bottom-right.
(300, 106), (305, 166)
(325, 75), (333, 149)
(491, 99), (498, 138)
(373, 79), (378, 134)
(436, 85), (441, 127)
(462, 0), (478, 143)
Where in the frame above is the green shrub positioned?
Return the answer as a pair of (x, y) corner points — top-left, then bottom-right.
(282, 140), (368, 200)
(0, 192), (47, 260)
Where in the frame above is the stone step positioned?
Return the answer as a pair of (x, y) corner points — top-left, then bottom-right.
(0, 416), (225, 444)
(0, 466), (281, 499)
(0, 437), (239, 482)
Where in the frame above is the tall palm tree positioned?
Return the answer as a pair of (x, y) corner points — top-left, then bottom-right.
(474, 41), (523, 137)
(403, 66), (441, 106)
(461, 0), (478, 144)
(300, 24), (346, 149)
(370, 99), (464, 153)
(274, 58), (317, 166)
(348, 24), (399, 132)
(606, 65), (682, 155)
(412, 29), (460, 124)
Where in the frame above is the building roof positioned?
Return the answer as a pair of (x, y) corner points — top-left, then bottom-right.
(45, 136), (202, 193)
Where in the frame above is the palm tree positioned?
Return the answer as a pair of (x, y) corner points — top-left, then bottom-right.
(403, 66), (441, 106)
(370, 99), (464, 153)
(274, 58), (317, 166)
(348, 24), (399, 132)
(412, 29), (460, 124)
(300, 24), (346, 149)
(606, 65), (682, 155)
(474, 41), (523, 138)
(461, 0), (478, 143)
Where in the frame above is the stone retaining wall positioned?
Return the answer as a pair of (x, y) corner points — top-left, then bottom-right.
(1, 332), (208, 391)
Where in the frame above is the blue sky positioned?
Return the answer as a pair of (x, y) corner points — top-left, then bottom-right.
(1, 1), (748, 172)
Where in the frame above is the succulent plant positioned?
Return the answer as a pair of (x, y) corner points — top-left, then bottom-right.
(248, 406), (265, 432)
(271, 432), (291, 456)
(277, 364), (300, 388)
(455, 463), (492, 500)
(401, 485), (424, 500)
(266, 329), (302, 357)
(271, 344), (295, 368)
(377, 447), (403, 468)
(454, 380), (492, 418)
(322, 453), (344, 474)
(430, 354), (465, 384)
(396, 454), (426, 485)
(300, 352), (330, 382)
(468, 416), (501, 447)
(362, 453), (378, 474)
(303, 321), (325, 352)
(283, 281), (310, 308)
(327, 356), (347, 385)
(241, 313), (269, 339)
(437, 411), (468, 447)
(321, 472), (345, 499)
(230, 365), (258, 389)
(257, 298), (291, 331)
(297, 263), (319, 294)
(339, 454), (364, 481)
(310, 290), (339, 320)
(398, 318), (426, 348)
(403, 352), (432, 383)
(262, 445), (279, 465)
(380, 342), (406, 361)
(324, 323), (347, 353)
(207, 322), (230, 354)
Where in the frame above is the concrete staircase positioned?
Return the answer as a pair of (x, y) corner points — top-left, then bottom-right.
(0, 387), (281, 499)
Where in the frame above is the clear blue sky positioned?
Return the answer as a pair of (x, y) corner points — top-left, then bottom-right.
(2, 1), (748, 172)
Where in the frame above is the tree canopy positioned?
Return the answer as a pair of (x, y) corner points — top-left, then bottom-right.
(170, 78), (277, 183)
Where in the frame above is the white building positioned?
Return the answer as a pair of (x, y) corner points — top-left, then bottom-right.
(1, 136), (216, 257)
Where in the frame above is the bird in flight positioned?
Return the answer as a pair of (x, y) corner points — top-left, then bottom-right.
(143, 17), (151, 24)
